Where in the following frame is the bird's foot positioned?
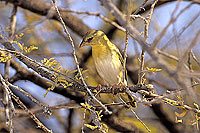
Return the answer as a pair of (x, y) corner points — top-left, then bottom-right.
(115, 82), (127, 93)
(96, 84), (102, 91)
(110, 82), (125, 95)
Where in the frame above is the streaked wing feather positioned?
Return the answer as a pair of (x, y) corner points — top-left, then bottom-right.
(113, 46), (128, 83)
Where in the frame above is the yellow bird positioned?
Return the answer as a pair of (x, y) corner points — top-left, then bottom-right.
(80, 30), (136, 107)
(79, 30), (127, 86)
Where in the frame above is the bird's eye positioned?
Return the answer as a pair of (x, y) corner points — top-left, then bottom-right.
(87, 37), (93, 43)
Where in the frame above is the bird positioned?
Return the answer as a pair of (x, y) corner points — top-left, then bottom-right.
(79, 30), (127, 86)
(80, 30), (136, 107)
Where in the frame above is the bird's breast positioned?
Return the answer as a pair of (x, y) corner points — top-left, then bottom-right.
(92, 50), (122, 85)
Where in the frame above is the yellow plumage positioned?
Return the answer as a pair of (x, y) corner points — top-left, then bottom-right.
(79, 30), (127, 86)
(80, 30), (136, 108)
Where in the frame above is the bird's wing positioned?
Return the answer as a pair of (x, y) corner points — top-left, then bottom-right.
(113, 45), (128, 83)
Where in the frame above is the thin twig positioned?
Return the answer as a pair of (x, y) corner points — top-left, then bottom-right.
(0, 102), (134, 116)
(8, 82), (51, 115)
(137, 0), (158, 85)
(130, 109), (151, 132)
(117, 94), (151, 132)
(82, 108), (86, 133)
(3, 5), (18, 132)
(123, 0), (131, 83)
(157, 49), (189, 70)
(1, 74), (15, 133)
(0, 47), (79, 85)
(191, 50), (200, 67)
(161, 11), (200, 51)
(123, 31), (129, 83)
(176, 30), (200, 72)
(60, 9), (125, 32)
(9, 5), (17, 39)
(132, 0), (149, 15)
(127, 88), (200, 114)
(144, 0), (158, 39)
(187, 50), (194, 87)
(16, 6), (55, 35)
(152, 2), (193, 48)
(4, 55), (13, 133)
(131, 14), (147, 22)
(8, 87), (52, 132)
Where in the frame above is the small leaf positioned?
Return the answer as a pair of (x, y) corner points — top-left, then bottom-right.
(140, 32), (144, 36)
(147, 67), (162, 73)
(17, 42), (24, 51)
(84, 124), (98, 130)
(194, 103), (199, 109)
(6, 26), (10, 31)
(93, 89), (97, 93)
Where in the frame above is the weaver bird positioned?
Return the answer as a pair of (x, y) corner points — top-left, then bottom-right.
(80, 30), (136, 107)
(79, 30), (127, 86)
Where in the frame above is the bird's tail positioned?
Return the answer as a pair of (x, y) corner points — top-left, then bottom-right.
(127, 94), (137, 108)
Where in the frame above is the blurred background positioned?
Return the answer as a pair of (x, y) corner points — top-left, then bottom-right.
(0, 0), (200, 132)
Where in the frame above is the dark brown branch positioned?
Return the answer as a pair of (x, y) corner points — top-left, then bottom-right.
(133, 0), (199, 15)
(8, 58), (145, 94)
(1, 0), (91, 37)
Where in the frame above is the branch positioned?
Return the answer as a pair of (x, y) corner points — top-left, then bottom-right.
(1, 0), (91, 37)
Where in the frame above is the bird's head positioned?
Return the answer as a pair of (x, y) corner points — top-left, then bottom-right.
(79, 30), (108, 48)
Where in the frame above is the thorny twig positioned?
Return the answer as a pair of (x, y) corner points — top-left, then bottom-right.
(2, 46), (199, 116)
(123, 31), (129, 83)
(5, 54), (199, 111)
(0, 102), (135, 116)
(131, 14), (147, 22)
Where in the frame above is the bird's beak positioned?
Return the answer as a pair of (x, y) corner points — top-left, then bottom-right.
(79, 40), (87, 48)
